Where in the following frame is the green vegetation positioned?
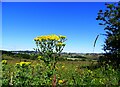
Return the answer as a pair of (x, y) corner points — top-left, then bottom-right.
(2, 59), (120, 86)
(96, 1), (120, 67)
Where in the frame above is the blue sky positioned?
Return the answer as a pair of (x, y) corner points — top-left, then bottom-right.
(2, 2), (108, 53)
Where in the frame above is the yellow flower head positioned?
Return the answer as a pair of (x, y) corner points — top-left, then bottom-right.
(16, 62), (31, 66)
(56, 42), (65, 46)
(88, 70), (92, 73)
(50, 78), (52, 80)
(49, 34), (60, 41)
(2, 60), (7, 64)
(38, 56), (42, 60)
(58, 80), (63, 84)
(34, 37), (39, 41)
(62, 65), (65, 68)
(58, 76), (60, 79)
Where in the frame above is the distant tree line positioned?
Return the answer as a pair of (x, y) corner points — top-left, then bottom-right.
(2, 50), (38, 60)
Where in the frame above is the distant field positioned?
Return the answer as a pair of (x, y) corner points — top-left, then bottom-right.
(67, 57), (98, 61)
(6, 58), (98, 68)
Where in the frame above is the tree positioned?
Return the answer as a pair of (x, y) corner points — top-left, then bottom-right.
(96, 2), (120, 67)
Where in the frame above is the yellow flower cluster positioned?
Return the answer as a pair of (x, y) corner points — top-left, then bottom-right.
(2, 60), (7, 64)
(16, 62), (31, 66)
(34, 34), (60, 41)
(37, 56), (42, 60)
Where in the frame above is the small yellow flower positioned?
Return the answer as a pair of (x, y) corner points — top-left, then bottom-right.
(62, 65), (65, 68)
(58, 76), (60, 79)
(88, 70), (92, 73)
(2, 60), (7, 64)
(49, 34), (60, 40)
(76, 66), (78, 68)
(38, 56), (42, 60)
(75, 68), (77, 71)
(56, 42), (65, 46)
(19, 62), (24, 66)
(18, 62), (31, 66)
(34, 37), (39, 41)
(58, 80), (63, 84)
(25, 62), (31, 65)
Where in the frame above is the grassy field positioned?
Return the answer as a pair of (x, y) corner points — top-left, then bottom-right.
(2, 57), (120, 86)
(6, 58), (96, 64)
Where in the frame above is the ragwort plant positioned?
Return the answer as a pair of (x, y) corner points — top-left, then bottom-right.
(34, 34), (67, 85)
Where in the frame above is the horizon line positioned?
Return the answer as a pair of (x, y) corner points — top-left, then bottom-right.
(1, 49), (104, 53)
